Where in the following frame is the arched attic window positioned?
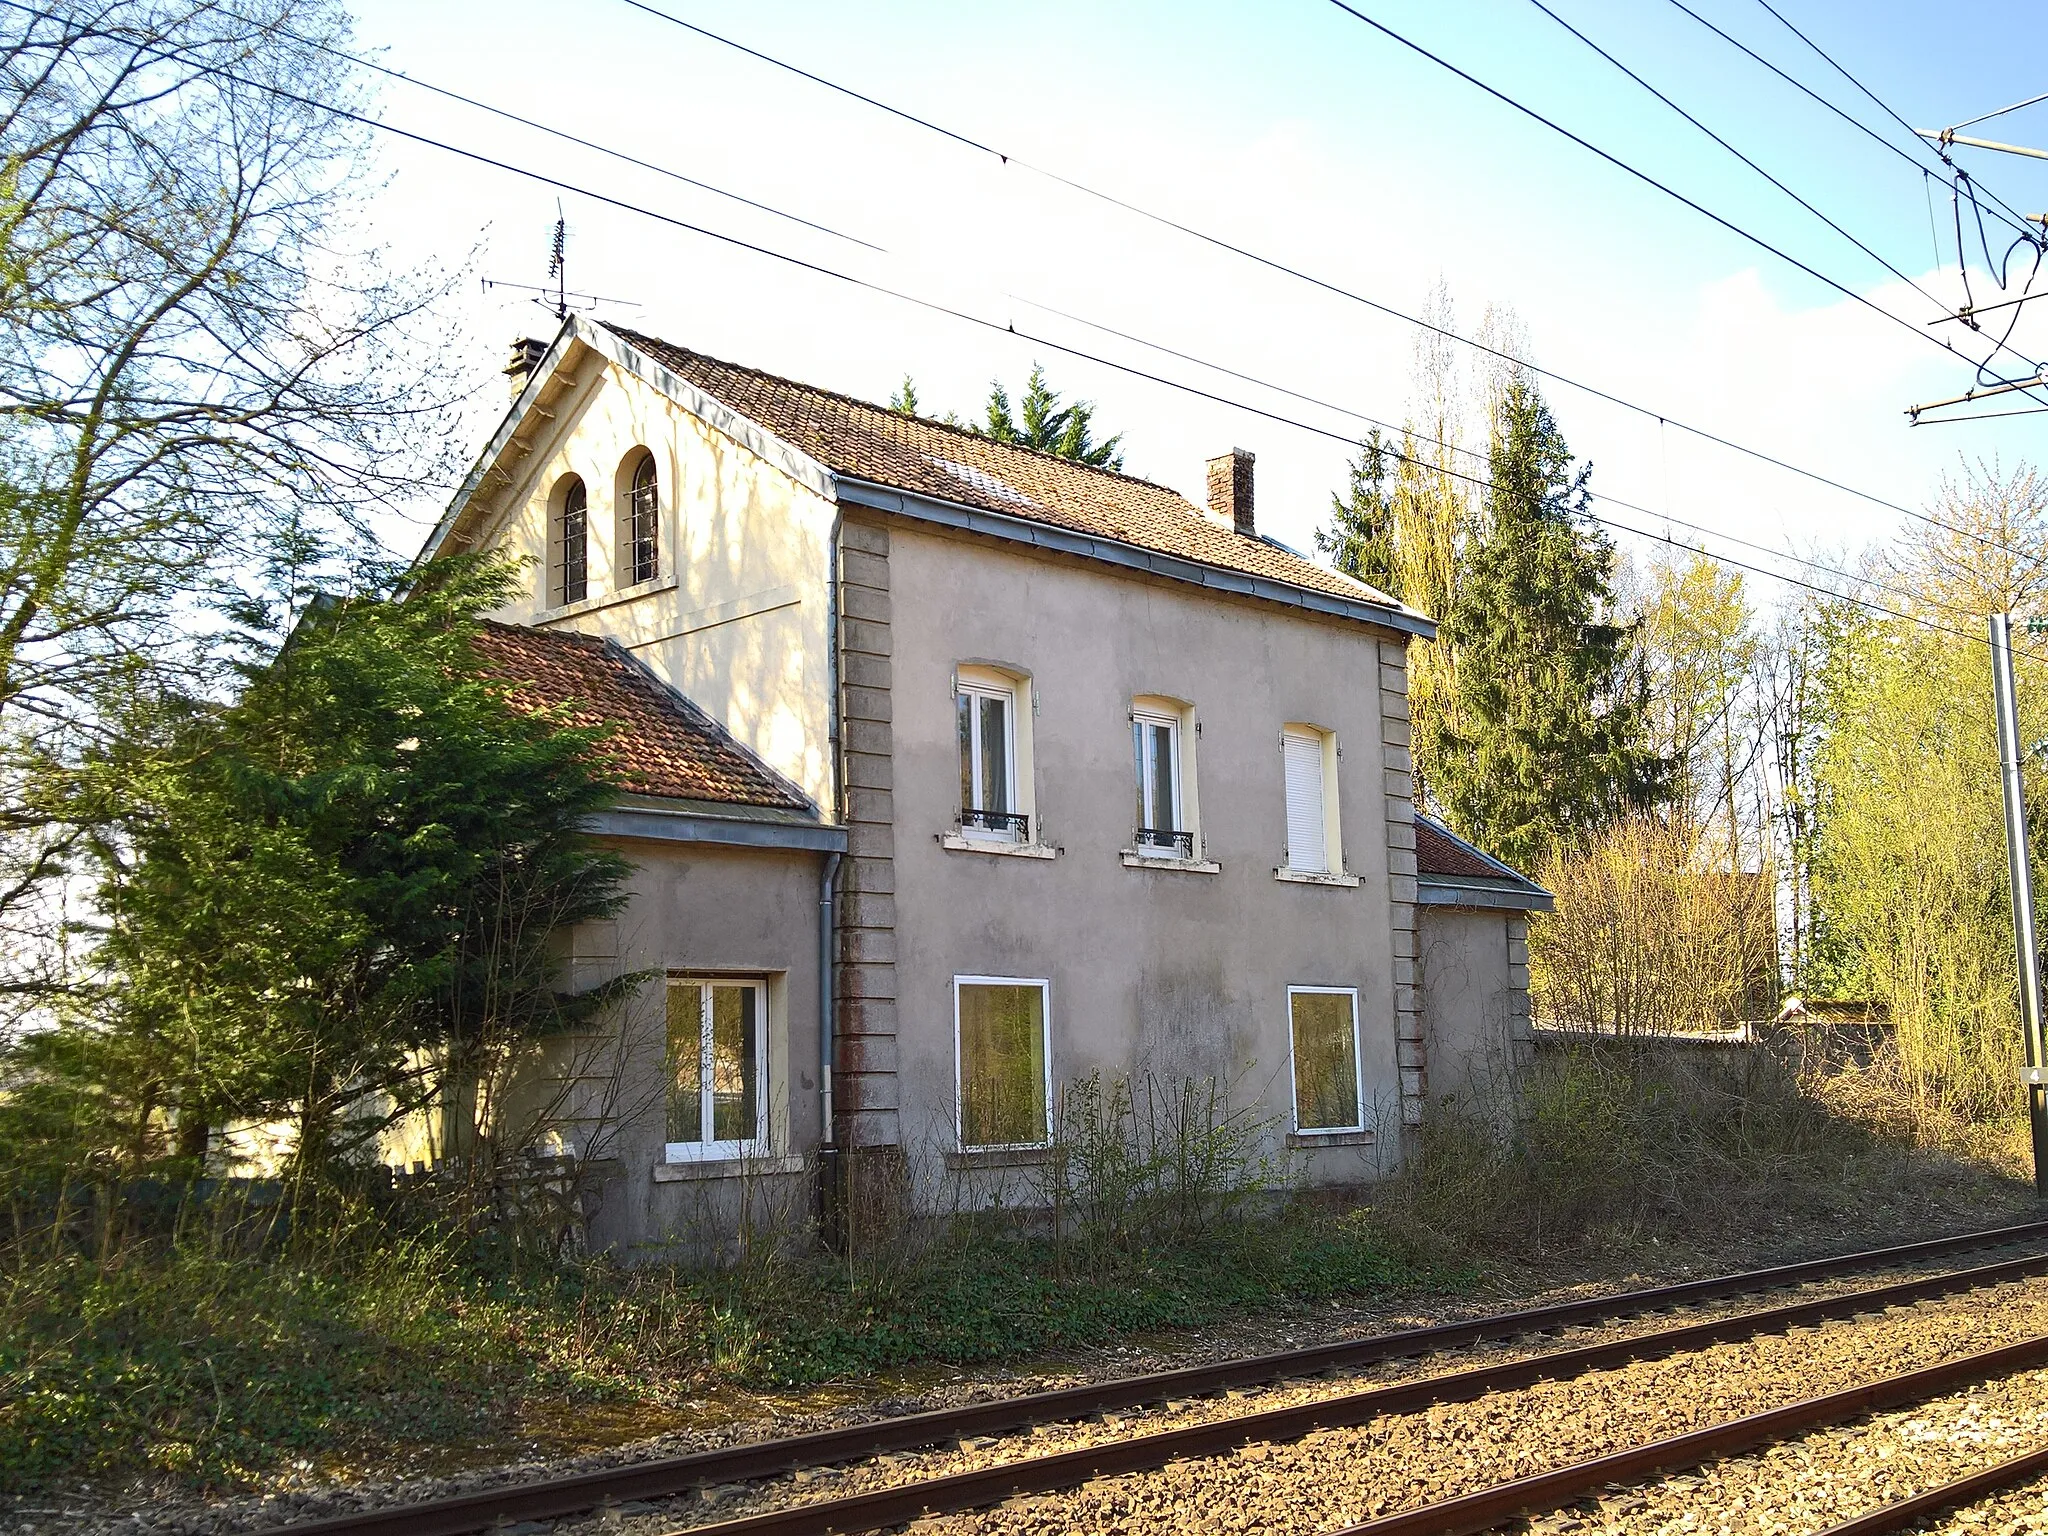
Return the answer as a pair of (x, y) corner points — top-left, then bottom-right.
(550, 474), (588, 607)
(621, 449), (660, 587)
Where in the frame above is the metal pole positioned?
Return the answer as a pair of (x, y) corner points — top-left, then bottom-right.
(1916, 128), (2048, 161)
(1990, 612), (2048, 1198)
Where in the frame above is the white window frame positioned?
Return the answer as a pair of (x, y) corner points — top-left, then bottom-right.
(1286, 985), (1366, 1135)
(622, 450), (661, 587)
(956, 668), (1023, 842)
(1282, 725), (1341, 875)
(952, 974), (1053, 1152)
(549, 474), (589, 609)
(664, 977), (770, 1163)
(1132, 706), (1184, 852)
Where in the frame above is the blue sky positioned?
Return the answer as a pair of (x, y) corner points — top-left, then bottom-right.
(347, 0), (2048, 607)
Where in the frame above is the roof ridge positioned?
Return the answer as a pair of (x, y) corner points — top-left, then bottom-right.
(604, 322), (1201, 502)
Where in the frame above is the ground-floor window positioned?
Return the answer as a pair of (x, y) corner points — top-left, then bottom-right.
(666, 978), (766, 1160)
(1288, 985), (1363, 1133)
(954, 976), (1051, 1150)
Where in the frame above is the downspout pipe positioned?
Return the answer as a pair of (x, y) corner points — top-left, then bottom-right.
(818, 850), (842, 1147)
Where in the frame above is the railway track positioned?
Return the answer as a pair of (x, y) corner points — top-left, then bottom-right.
(254, 1219), (2048, 1536)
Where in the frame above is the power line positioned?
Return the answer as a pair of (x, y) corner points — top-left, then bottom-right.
(1013, 291), (1945, 617)
(28, 2), (2026, 651)
(94, 0), (886, 254)
(606, 0), (2044, 558)
(1522, 0), (1949, 314)
(1663, 0), (2010, 207)
(242, 82), (2027, 659)
(1748, 0), (2045, 242)
(1315, 0), (2048, 394)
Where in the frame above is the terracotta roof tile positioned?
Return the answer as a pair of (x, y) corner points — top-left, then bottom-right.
(608, 326), (1414, 621)
(469, 621), (813, 813)
(1415, 813), (1539, 886)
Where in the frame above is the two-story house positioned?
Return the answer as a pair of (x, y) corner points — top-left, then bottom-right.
(417, 318), (1549, 1250)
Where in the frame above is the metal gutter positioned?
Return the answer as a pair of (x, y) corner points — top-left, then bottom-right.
(1417, 876), (1554, 912)
(834, 478), (1436, 639)
(586, 805), (848, 853)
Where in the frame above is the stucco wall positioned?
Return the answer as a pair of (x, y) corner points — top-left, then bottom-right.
(552, 836), (829, 1254)
(1417, 906), (1522, 1121)
(472, 341), (838, 810)
(881, 520), (1408, 1192)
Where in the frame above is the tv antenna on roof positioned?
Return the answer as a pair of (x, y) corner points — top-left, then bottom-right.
(481, 202), (639, 318)
(548, 201), (567, 320)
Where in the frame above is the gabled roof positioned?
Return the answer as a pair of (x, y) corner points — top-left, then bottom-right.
(469, 621), (815, 815)
(1415, 814), (1552, 912)
(603, 325), (1430, 634)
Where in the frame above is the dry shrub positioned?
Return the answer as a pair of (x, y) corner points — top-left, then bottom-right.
(1532, 816), (1777, 1035)
(1797, 1031), (2032, 1175)
(1374, 1036), (1877, 1259)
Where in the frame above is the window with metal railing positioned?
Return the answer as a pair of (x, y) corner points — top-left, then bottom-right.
(624, 453), (659, 585)
(552, 475), (588, 607)
(1131, 700), (1197, 859)
(957, 669), (1025, 842)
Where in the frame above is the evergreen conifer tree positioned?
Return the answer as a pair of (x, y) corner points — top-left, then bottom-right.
(1435, 377), (1664, 869)
(1315, 429), (1399, 594)
(984, 364), (1124, 469)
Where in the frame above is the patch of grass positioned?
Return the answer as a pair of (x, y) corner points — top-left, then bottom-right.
(0, 1204), (1424, 1495)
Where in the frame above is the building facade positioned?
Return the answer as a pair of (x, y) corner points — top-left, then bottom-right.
(423, 319), (1547, 1250)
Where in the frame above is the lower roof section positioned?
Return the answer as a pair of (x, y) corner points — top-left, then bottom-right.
(1415, 814), (1553, 912)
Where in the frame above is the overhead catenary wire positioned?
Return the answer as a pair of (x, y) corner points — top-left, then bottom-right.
(606, 0), (2045, 560)
(30, 2), (2031, 656)
(132, 0), (887, 254)
(1009, 290), (1946, 618)
(1314, 0), (2048, 397)
(197, 84), (2036, 661)
(1750, 0), (2048, 252)
(1522, 0), (1953, 316)
(1662, 0), (2042, 245)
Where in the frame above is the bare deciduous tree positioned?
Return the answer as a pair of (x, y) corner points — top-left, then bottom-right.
(0, 0), (464, 1005)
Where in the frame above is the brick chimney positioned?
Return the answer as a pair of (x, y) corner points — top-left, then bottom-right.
(1206, 448), (1255, 536)
(503, 336), (549, 399)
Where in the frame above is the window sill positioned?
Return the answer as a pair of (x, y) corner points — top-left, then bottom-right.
(940, 832), (1059, 860)
(537, 572), (678, 623)
(1288, 1128), (1376, 1149)
(1274, 867), (1362, 888)
(945, 1146), (1053, 1170)
(1120, 849), (1221, 875)
(653, 1153), (806, 1183)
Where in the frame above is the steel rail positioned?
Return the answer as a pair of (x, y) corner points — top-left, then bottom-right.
(264, 1220), (2048, 1536)
(1335, 1333), (2048, 1536)
(1807, 1442), (2048, 1536)
(637, 1251), (2048, 1536)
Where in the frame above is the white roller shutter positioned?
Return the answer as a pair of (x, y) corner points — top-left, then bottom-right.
(1283, 729), (1327, 872)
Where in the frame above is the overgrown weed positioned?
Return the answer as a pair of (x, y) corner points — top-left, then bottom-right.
(1365, 1036), (2017, 1265)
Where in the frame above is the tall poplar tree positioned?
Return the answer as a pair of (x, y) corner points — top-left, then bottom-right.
(1434, 377), (1663, 869)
